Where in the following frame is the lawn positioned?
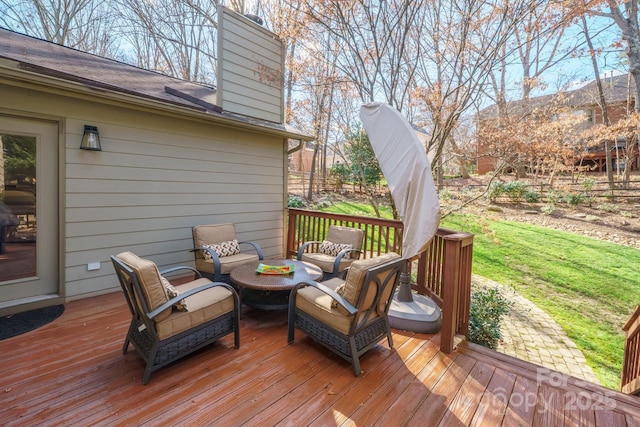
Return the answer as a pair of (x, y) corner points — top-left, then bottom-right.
(320, 201), (640, 389)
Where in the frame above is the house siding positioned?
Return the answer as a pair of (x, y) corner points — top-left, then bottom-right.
(2, 83), (286, 300)
(217, 6), (284, 123)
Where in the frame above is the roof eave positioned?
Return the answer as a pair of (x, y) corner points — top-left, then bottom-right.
(0, 59), (313, 141)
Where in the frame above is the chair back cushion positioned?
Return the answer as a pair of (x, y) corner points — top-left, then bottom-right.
(116, 251), (171, 322)
(326, 226), (364, 250)
(193, 223), (237, 247)
(339, 252), (401, 311)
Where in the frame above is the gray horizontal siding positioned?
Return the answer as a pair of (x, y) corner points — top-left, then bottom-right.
(217, 5), (283, 123)
(63, 108), (286, 299)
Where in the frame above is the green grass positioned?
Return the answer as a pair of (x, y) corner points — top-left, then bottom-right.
(320, 201), (640, 389)
(320, 201), (394, 218)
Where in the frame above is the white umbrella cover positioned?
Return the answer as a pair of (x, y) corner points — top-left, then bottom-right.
(360, 102), (440, 258)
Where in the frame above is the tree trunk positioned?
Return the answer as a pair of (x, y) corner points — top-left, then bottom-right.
(306, 141), (319, 201)
(582, 15), (614, 190)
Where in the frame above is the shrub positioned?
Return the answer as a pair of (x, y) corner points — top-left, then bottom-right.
(545, 189), (563, 205)
(524, 191), (540, 203)
(540, 204), (557, 215)
(503, 181), (529, 204)
(582, 178), (597, 207)
(487, 182), (506, 202)
(563, 192), (585, 207)
(287, 195), (306, 208)
(469, 286), (513, 349)
(597, 203), (619, 213)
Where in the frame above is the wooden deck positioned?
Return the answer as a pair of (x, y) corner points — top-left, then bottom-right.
(2, 292), (640, 426)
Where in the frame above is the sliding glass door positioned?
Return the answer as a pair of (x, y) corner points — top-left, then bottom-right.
(0, 116), (58, 310)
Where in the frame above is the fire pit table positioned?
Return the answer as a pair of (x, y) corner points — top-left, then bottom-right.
(230, 259), (323, 310)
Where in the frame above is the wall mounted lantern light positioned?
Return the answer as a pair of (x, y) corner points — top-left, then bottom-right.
(80, 125), (101, 151)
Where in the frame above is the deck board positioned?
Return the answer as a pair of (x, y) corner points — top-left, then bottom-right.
(2, 292), (640, 426)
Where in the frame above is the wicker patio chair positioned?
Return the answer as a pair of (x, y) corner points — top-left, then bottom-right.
(288, 252), (404, 376)
(111, 251), (240, 384)
(296, 225), (364, 279)
(192, 223), (264, 283)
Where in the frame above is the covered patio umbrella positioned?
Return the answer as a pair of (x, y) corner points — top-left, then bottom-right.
(360, 102), (442, 333)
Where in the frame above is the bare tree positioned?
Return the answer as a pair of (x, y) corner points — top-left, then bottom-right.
(592, 1), (640, 112)
(0, 0), (119, 56)
(301, 0), (426, 110)
(115, 0), (218, 84)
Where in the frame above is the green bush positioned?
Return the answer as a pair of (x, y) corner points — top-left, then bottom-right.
(597, 203), (619, 213)
(503, 181), (529, 204)
(287, 194), (306, 208)
(524, 191), (540, 203)
(469, 286), (513, 349)
(563, 192), (585, 207)
(540, 204), (557, 215)
(487, 182), (506, 202)
(545, 189), (563, 205)
(582, 178), (597, 207)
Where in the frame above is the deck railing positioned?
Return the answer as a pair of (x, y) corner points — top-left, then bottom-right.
(286, 208), (474, 353)
(622, 304), (640, 395)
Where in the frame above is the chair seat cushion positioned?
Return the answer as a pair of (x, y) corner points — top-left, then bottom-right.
(155, 278), (235, 340)
(296, 277), (353, 334)
(300, 252), (354, 273)
(195, 252), (260, 274)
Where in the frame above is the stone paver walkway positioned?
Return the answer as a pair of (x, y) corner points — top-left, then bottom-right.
(472, 275), (600, 385)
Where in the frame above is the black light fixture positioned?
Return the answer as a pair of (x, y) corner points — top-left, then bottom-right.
(80, 125), (101, 151)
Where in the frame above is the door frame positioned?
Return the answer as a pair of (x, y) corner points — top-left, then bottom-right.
(0, 110), (64, 316)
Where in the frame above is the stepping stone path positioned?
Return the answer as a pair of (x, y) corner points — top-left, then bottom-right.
(472, 275), (600, 385)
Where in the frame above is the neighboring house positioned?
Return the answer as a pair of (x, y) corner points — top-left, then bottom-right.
(476, 73), (639, 174)
(0, 7), (312, 314)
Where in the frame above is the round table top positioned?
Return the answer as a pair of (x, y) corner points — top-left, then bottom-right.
(230, 259), (323, 291)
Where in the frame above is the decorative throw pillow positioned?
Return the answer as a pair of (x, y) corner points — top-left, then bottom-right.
(201, 239), (241, 260)
(161, 277), (188, 312)
(331, 283), (346, 309)
(319, 240), (353, 259)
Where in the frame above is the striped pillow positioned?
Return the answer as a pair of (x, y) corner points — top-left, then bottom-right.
(319, 240), (353, 259)
(202, 239), (241, 260)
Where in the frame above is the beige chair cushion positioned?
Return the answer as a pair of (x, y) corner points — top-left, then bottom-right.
(155, 278), (235, 340)
(300, 252), (354, 273)
(116, 252), (171, 322)
(340, 252), (402, 311)
(296, 277), (353, 334)
(195, 252), (260, 275)
(193, 223), (237, 250)
(326, 226), (364, 250)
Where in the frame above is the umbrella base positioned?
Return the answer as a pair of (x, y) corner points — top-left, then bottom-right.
(388, 291), (442, 334)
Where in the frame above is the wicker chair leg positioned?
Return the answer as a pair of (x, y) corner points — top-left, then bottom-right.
(122, 337), (130, 354)
(142, 365), (153, 385)
(349, 337), (361, 376)
(287, 315), (296, 343)
(287, 296), (297, 344)
(233, 293), (241, 348)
